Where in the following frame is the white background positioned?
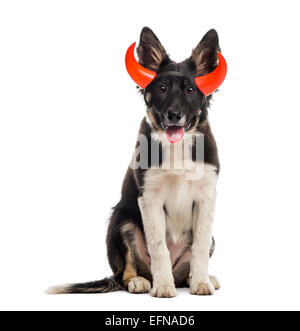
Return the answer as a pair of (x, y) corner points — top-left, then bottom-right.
(1, 0), (300, 311)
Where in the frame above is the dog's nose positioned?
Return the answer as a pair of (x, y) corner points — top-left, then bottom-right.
(166, 111), (184, 123)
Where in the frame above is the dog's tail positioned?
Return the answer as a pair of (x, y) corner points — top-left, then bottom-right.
(46, 277), (123, 295)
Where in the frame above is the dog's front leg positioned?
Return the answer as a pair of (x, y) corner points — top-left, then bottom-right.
(138, 196), (176, 298)
(190, 185), (217, 295)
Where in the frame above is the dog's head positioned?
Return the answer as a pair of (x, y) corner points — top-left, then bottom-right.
(133, 27), (222, 143)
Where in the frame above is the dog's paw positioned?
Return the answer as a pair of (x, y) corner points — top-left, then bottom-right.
(209, 275), (220, 290)
(151, 283), (177, 298)
(190, 280), (215, 296)
(128, 277), (151, 294)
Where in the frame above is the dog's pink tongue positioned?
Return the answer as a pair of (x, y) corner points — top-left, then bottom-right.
(166, 126), (184, 143)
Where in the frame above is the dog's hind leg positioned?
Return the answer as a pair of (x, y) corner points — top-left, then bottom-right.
(122, 247), (137, 287)
(123, 249), (151, 294)
(120, 222), (151, 294)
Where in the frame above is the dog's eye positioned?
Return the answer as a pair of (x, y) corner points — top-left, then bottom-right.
(186, 87), (195, 94)
(159, 85), (167, 93)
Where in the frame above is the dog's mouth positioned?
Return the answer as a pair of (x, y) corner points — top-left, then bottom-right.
(161, 124), (185, 144)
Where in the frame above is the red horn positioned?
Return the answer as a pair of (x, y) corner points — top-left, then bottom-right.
(194, 52), (227, 96)
(125, 42), (157, 89)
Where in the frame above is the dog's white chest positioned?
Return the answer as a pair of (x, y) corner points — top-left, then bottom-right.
(142, 163), (217, 245)
(164, 174), (194, 243)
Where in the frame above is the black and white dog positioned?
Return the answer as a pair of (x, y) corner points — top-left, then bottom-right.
(48, 27), (226, 297)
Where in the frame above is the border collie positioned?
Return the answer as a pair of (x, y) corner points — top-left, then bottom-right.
(47, 27), (226, 297)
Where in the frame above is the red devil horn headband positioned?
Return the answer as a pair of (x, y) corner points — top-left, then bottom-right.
(125, 43), (157, 89)
(125, 42), (227, 96)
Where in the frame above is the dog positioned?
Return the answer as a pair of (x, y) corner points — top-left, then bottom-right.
(47, 27), (226, 297)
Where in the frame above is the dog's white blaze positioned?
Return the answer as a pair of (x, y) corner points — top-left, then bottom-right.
(139, 155), (218, 294)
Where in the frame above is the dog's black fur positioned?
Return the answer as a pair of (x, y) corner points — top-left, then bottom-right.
(48, 27), (221, 294)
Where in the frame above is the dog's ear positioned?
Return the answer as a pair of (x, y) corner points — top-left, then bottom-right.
(137, 27), (169, 71)
(191, 29), (220, 76)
